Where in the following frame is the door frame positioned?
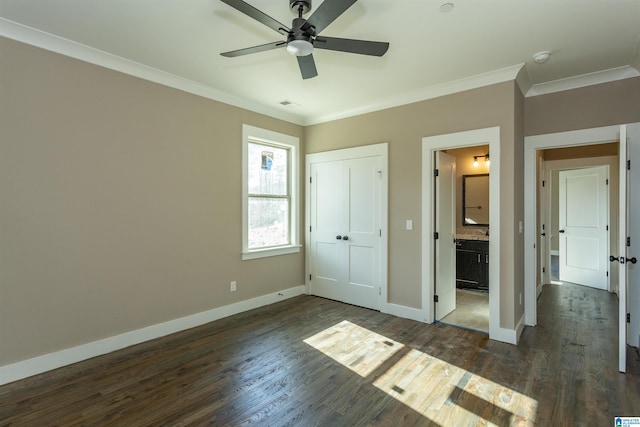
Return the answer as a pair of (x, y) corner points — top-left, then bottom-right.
(524, 125), (621, 326)
(305, 143), (389, 310)
(422, 127), (504, 342)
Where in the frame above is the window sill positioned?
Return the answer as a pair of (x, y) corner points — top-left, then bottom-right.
(242, 245), (301, 260)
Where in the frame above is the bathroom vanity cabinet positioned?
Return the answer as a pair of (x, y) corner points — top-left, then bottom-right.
(455, 239), (489, 290)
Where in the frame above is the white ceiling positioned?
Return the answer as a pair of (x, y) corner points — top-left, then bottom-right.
(2, 0), (640, 125)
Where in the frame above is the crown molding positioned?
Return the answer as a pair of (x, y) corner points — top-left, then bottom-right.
(525, 65), (640, 98)
(304, 64), (525, 125)
(0, 18), (306, 126)
(5, 17), (638, 127)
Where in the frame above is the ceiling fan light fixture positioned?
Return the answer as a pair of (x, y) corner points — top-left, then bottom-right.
(287, 39), (314, 56)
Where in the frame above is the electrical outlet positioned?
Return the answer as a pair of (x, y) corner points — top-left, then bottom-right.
(230, 281), (237, 292)
(519, 292), (522, 306)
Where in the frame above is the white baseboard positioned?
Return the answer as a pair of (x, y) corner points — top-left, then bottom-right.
(490, 319), (524, 345)
(0, 285), (306, 386)
(515, 314), (526, 343)
(382, 303), (427, 323)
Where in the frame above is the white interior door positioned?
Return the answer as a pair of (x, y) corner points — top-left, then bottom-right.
(624, 123), (640, 351)
(618, 126), (629, 372)
(309, 160), (345, 299)
(435, 151), (456, 320)
(308, 155), (382, 311)
(558, 166), (608, 289)
(344, 156), (382, 310)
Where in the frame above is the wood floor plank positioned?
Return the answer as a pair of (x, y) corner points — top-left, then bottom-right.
(1, 283), (639, 426)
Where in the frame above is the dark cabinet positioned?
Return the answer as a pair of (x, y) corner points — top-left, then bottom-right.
(455, 239), (489, 290)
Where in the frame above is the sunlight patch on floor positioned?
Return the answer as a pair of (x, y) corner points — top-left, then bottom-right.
(373, 348), (537, 426)
(303, 320), (405, 377)
(304, 320), (538, 426)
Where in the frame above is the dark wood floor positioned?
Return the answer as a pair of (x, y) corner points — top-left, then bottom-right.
(1, 283), (639, 426)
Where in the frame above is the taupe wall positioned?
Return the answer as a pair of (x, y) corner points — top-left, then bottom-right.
(525, 77), (640, 136)
(0, 37), (305, 365)
(305, 81), (524, 330)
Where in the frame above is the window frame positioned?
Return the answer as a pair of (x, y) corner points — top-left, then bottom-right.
(242, 124), (300, 260)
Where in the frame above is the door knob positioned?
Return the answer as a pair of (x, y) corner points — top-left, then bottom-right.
(541, 233), (546, 236)
(627, 257), (638, 264)
(342, 236), (349, 241)
(336, 235), (342, 240)
(559, 229), (565, 233)
(610, 255), (620, 262)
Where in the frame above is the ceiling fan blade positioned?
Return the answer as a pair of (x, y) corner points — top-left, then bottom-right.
(221, 41), (286, 57)
(306, 0), (357, 35)
(314, 36), (389, 57)
(220, 0), (290, 35)
(297, 54), (318, 79)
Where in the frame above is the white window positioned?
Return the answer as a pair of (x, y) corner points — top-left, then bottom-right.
(242, 125), (300, 260)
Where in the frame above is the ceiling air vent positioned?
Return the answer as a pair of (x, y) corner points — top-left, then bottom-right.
(279, 100), (300, 107)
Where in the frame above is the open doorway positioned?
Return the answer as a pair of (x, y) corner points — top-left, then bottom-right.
(437, 145), (491, 333)
(422, 127), (505, 343)
(537, 144), (618, 294)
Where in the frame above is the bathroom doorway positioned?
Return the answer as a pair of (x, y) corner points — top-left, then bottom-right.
(437, 145), (491, 333)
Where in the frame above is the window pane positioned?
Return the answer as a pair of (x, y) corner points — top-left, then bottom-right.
(248, 197), (289, 248)
(248, 142), (288, 196)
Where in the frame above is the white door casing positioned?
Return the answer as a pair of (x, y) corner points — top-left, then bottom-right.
(435, 151), (457, 319)
(306, 144), (387, 312)
(558, 166), (609, 290)
(422, 127), (502, 342)
(524, 123), (639, 374)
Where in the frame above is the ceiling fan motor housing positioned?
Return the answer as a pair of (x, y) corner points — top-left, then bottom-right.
(290, 0), (311, 15)
(289, 17), (314, 42)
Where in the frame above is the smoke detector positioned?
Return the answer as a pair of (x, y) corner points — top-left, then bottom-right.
(533, 51), (551, 64)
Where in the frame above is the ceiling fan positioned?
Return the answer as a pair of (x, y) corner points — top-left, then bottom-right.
(219, 0), (390, 79)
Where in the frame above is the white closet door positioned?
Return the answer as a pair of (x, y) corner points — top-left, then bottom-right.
(308, 154), (382, 311)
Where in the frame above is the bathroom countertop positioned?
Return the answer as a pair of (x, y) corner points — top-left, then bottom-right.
(456, 234), (489, 241)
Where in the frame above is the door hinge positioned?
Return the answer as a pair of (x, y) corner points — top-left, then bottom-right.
(379, 229), (382, 237)
(606, 271), (609, 277)
(434, 232), (439, 240)
(628, 313), (631, 323)
(628, 160), (631, 170)
(434, 295), (439, 303)
(628, 237), (631, 247)
(434, 169), (439, 177)
(542, 267), (546, 273)
(606, 225), (609, 231)
(379, 287), (382, 296)
(309, 177), (312, 184)
(309, 225), (312, 232)
(309, 274), (312, 281)
(606, 179), (609, 185)
(542, 180), (546, 187)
